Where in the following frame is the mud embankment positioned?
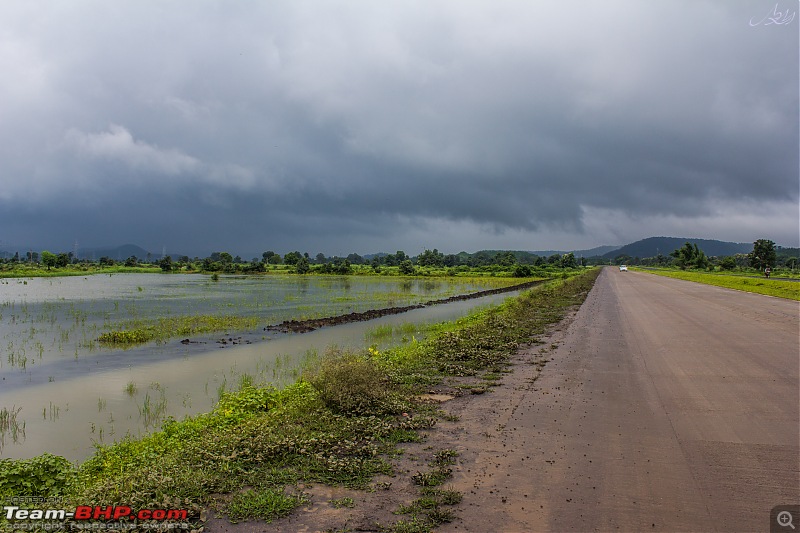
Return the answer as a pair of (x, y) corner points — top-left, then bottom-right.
(266, 279), (547, 334)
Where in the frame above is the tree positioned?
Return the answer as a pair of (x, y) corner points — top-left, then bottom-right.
(284, 251), (302, 266)
(334, 259), (352, 275)
(295, 256), (310, 274)
(494, 251), (516, 267)
(417, 249), (445, 267)
(398, 260), (415, 275)
(670, 242), (708, 270)
(125, 256), (138, 267)
(748, 239), (776, 271)
(346, 253), (365, 265)
(159, 256), (173, 272)
(315, 253), (327, 264)
(41, 250), (56, 270)
(560, 252), (577, 268)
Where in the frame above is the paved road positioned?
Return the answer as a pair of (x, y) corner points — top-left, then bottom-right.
(447, 267), (799, 532)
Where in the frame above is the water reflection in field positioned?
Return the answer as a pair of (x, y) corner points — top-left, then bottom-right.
(0, 274), (518, 461)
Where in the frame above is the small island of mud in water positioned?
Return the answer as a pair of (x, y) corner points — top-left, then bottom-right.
(266, 279), (547, 333)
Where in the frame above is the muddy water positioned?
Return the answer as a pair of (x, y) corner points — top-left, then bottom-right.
(0, 274), (519, 462)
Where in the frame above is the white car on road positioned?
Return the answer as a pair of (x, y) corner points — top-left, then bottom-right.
(619, 265), (628, 271)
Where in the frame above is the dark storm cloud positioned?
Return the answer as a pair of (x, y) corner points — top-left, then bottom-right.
(0, 0), (797, 255)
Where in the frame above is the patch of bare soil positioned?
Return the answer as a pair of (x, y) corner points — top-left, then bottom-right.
(203, 306), (580, 533)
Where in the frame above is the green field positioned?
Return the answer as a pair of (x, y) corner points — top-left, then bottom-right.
(0, 264), (161, 278)
(635, 268), (800, 300)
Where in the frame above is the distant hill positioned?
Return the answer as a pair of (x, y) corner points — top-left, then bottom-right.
(79, 244), (152, 261)
(463, 245), (621, 260)
(602, 237), (752, 259)
(777, 247), (800, 258)
(565, 245), (620, 257)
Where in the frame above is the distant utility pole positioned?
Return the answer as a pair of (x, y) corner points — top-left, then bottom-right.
(162, 245), (167, 259)
(74, 240), (79, 261)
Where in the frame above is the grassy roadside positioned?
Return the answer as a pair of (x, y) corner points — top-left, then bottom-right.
(0, 269), (600, 532)
(634, 268), (800, 300)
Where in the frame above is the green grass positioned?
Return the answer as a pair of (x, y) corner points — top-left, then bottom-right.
(329, 496), (355, 508)
(636, 268), (800, 300)
(97, 314), (260, 345)
(0, 265), (161, 278)
(0, 268), (601, 529)
(227, 488), (308, 522)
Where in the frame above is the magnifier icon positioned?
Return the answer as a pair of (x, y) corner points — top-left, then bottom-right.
(778, 511), (796, 529)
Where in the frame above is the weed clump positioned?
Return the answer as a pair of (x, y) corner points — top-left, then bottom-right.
(0, 453), (75, 498)
(305, 350), (405, 416)
(227, 487), (308, 522)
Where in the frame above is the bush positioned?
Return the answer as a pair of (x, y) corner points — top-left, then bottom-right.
(512, 265), (531, 277)
(305, 351), (402, 416)
(0, 454), (75, 498)
(399, 260), (415, 275)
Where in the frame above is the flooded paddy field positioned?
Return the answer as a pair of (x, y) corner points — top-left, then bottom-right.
(0, 273), (521, 461)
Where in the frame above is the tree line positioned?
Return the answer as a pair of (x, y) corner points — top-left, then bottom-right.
(610, 239), (797, 273)
(6, 239), (794, 276)
(0, 247), (587, 277)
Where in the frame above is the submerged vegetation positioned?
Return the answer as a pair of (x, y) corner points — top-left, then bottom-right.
(0, 269), (600, 531)
(98, 315), (260, 345)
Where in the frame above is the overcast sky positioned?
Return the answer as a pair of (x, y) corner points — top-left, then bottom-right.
(0, 1), (797, 257)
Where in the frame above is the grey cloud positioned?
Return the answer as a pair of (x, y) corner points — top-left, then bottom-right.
(0, 0), (797, 254)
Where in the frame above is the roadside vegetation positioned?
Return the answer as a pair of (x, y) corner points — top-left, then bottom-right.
(0, 269), (600, 532)
(611, 238), (799, 278)
(633, 268), (800, 300)
(623, 239), (799, 300)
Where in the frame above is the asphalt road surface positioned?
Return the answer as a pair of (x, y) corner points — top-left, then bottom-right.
(447, 267), (799, 532)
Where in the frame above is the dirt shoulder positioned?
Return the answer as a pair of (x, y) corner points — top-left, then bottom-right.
(204, 286), (582, 533)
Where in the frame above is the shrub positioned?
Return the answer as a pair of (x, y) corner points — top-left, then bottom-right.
(0, 454), (75, 498)
(305, 351), (402, 416)
(399, 260), (415, 275)
(512, 265), (531, 277)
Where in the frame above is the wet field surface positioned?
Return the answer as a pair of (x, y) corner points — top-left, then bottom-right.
(0, 273), (522, 461)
